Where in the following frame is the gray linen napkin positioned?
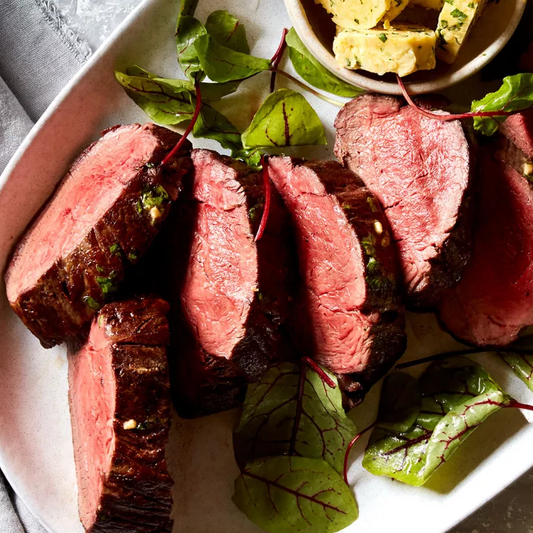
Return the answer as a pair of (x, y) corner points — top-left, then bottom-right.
(0, 0), (92, 531)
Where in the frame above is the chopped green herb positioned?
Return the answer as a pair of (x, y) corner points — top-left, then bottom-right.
(467, 2), (475, 6)
(353, 18), (360, 24)
(145, 162), (156, 169)
(109, 243), (121, 255)
(83, 296), (101, 311)
(128, 251), (139, 263)
(378, 34), (388, 43)
(136, 201), (142, 214)
(96, 272), (118, 296)
(440, 19), (449, 29)
(96, 265), (104, 273)
(141, 184), (169, 209)
(450, 8), (467, 20)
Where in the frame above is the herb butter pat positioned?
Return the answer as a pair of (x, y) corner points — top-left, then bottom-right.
(334, 25), (437, 77)
(436, 0), (487, 64)
(316, 0), (392, 30)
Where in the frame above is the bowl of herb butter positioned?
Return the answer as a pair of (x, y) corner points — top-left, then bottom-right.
(284, 0), (527, 94)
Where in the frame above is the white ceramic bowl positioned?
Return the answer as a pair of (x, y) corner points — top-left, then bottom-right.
(284, 0), (527, 94)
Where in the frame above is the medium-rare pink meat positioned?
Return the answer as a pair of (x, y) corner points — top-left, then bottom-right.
(268, 157), (406, 398)
(499, 108), (533, 159)
(166, 150), (294, 418)
(5, 124), (192, 348)
(438, 149), (533, 346)
(334, 94), (475, 309)
(68, 296), (173, 533)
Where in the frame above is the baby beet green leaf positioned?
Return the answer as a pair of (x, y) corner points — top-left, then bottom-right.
(233, 456), (358, 533)
(242, 88), (327, 149)
(285, 28), (363, 98)
(376, 373), (421, 434)
(499, 334), (533, 392)
(120, 66), (240, 103)
(194, 34), (272, 83)
(176, 0), (206, 82)
(115, 70), (194, 125)
(472, 73), (533, 136)
(205, 10), (250, 54)
(363, 357), (510, 486)
(192, 103), (242, 152)
(234, 362), (356, 474)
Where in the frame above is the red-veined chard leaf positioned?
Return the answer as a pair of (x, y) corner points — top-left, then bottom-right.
(115, 68), (244, 153)
(363, 357), (511, 486)
(471, 73), (533, 136)
(500, 334), (533, 392)
(194, 34), (271, 83)
(233, 456), (358, 533)
(234, 361), (356, 474)
(242, 88), (327, 149)
(205, 10), (250, 54)
(285, 28), (363, 98)
(376, 373), (421, 433)
(176, 0), (206, 82)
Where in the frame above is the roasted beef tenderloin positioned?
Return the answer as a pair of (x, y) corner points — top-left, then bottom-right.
(163, 149), (294, 418)
(334, 94), (475, 309)
(268, 157), (406, 402)
(5, 124), (192, 348)
(438, 148), (533, 346)
(67, 296), (173, 533)
(499, 108), (533, 159)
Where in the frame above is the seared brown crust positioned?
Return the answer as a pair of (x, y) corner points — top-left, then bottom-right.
(6, 124), (192, 348)
(68, 296), (173, 533)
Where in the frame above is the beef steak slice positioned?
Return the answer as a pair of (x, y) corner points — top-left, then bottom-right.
(68, 296), (174, 533)
(5, 124), (192, 348)
(268, 156), (406, 399)
(499, 108), (533, 159)
(166, 149), (294, 418)
(334, 94), (475, 309)
(438, 147), (533, 346)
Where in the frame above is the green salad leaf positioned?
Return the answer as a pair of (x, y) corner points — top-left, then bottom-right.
(471, 73), (533, 136)
(499, 335), (533, 392)
(205, 10), (250, 54)
(363, 357), (511, 486)
(376, 373), (421, 434)
(192, 103), (242, 152)
(242, 88), (327, 149)
(285, 28), (363, 98)
(233, 456), (358, 533)
(500, 352), (533, 392)
(234, 361), (356, 474)
(116, 67), (244, 154)
(176, 0), (207, 81)
(194, 34), (271, 83)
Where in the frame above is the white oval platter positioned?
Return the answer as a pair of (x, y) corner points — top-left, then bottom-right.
(0, 0), (532, 532)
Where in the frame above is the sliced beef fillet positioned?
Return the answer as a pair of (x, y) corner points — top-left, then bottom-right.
(68, 296), (173, 533)
(5, 124), (192, 348)
(334, 94), (475, 309)
(166, 149), (294, 418)
(438, 149), (533, 346)
(499, 108), (533, 159)
(268, 157), (406, 399)
(493, 134), (533, 179)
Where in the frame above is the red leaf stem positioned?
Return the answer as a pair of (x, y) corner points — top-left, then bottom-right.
(396, 75), (516, 122)
(254, 155), (272, 242)
(505, 400), (533, 412)
(302, 357), (336, 389)
(161, 80), (202, 167)
(270, 28), (289, 93)
(344, 421), (377, 484)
